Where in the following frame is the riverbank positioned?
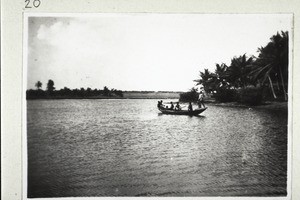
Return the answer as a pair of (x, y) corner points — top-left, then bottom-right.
(26, 91), (181, 100)
(206, 100), (288, 112)
(123, 91), (180, 99)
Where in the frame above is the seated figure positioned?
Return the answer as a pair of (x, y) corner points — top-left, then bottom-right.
(170, 102), (174, 110)
(175, 102), (181, 110)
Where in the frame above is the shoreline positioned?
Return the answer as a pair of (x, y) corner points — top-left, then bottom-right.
(26, 97), (180, 100)
(26, 91), (181, 100)
(27, 97), (288, 111)
(205, 100), (288, 112)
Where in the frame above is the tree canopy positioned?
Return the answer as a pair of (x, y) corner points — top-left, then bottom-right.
(47, 80), (55, 92)
(27, 82), (123, 99)
(194, 31), (289, 102)
(35, 81), (42, 90)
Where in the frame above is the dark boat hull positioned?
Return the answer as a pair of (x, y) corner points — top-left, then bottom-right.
(158, 107), (207, 116)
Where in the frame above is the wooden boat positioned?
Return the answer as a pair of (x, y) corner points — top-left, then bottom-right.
(158, 106), (207, 116)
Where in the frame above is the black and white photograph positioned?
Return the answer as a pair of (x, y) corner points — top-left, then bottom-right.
(25, 14), (292, 198)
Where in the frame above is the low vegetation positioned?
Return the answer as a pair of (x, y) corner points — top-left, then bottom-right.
(27, 80), (123, 99)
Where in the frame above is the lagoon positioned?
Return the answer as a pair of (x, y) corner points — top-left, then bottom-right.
(27, 99), (287, 197)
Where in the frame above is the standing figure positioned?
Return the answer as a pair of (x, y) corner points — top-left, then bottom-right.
(188, 102), (193, 111)
(198, 91), (205, 108)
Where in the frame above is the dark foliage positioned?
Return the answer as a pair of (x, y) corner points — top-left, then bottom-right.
(27, 83), (123, 99)
(179, 88), (198, 102)
(237, 87), (263, 105)
(193, 31), (289, 105)
(47, 80), (55, 92)
(214, 88), (238, 103)
(35, 81), (42, 90)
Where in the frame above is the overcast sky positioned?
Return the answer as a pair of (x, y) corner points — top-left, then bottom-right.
(27, 14), (292, 91)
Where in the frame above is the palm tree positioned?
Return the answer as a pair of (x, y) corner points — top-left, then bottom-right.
(249, 31), (288, 100)
(248, 58), (277, 99)
(47, 80), (55, 92)
(226, 54), (254, 88)
(214, 63), (229, 88)
(194, 69), (216, 93)
(35, 81), (42, 90)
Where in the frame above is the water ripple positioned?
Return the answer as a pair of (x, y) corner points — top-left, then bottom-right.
(27, 99), (287, 197)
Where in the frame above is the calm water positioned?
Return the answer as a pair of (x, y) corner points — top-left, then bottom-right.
(27, 99), (287, 197)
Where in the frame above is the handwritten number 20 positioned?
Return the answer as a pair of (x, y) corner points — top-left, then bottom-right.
(25, 0), (41, 8)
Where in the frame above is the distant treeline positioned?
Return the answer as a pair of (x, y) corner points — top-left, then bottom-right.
(27, 80), (123, 99)
(180, 31), (288, 105)
(123, 90), (182, 93)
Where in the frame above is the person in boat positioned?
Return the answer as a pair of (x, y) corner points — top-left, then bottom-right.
(198, 91), (205, 108)
(188, 102), (193, 111)
(175, 102), (181, 110)
(157, 101), (161, 108)
(170, 102), (174, 110)
(157, 100), (163, 108)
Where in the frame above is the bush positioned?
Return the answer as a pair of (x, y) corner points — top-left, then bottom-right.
(214, 88), (238, 102)
(26, 89), (46, 99)
(179, 90), (198, 102)
(237, 87), (263, 105)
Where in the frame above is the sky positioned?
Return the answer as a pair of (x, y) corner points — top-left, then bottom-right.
(27, 14), (292, 91)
